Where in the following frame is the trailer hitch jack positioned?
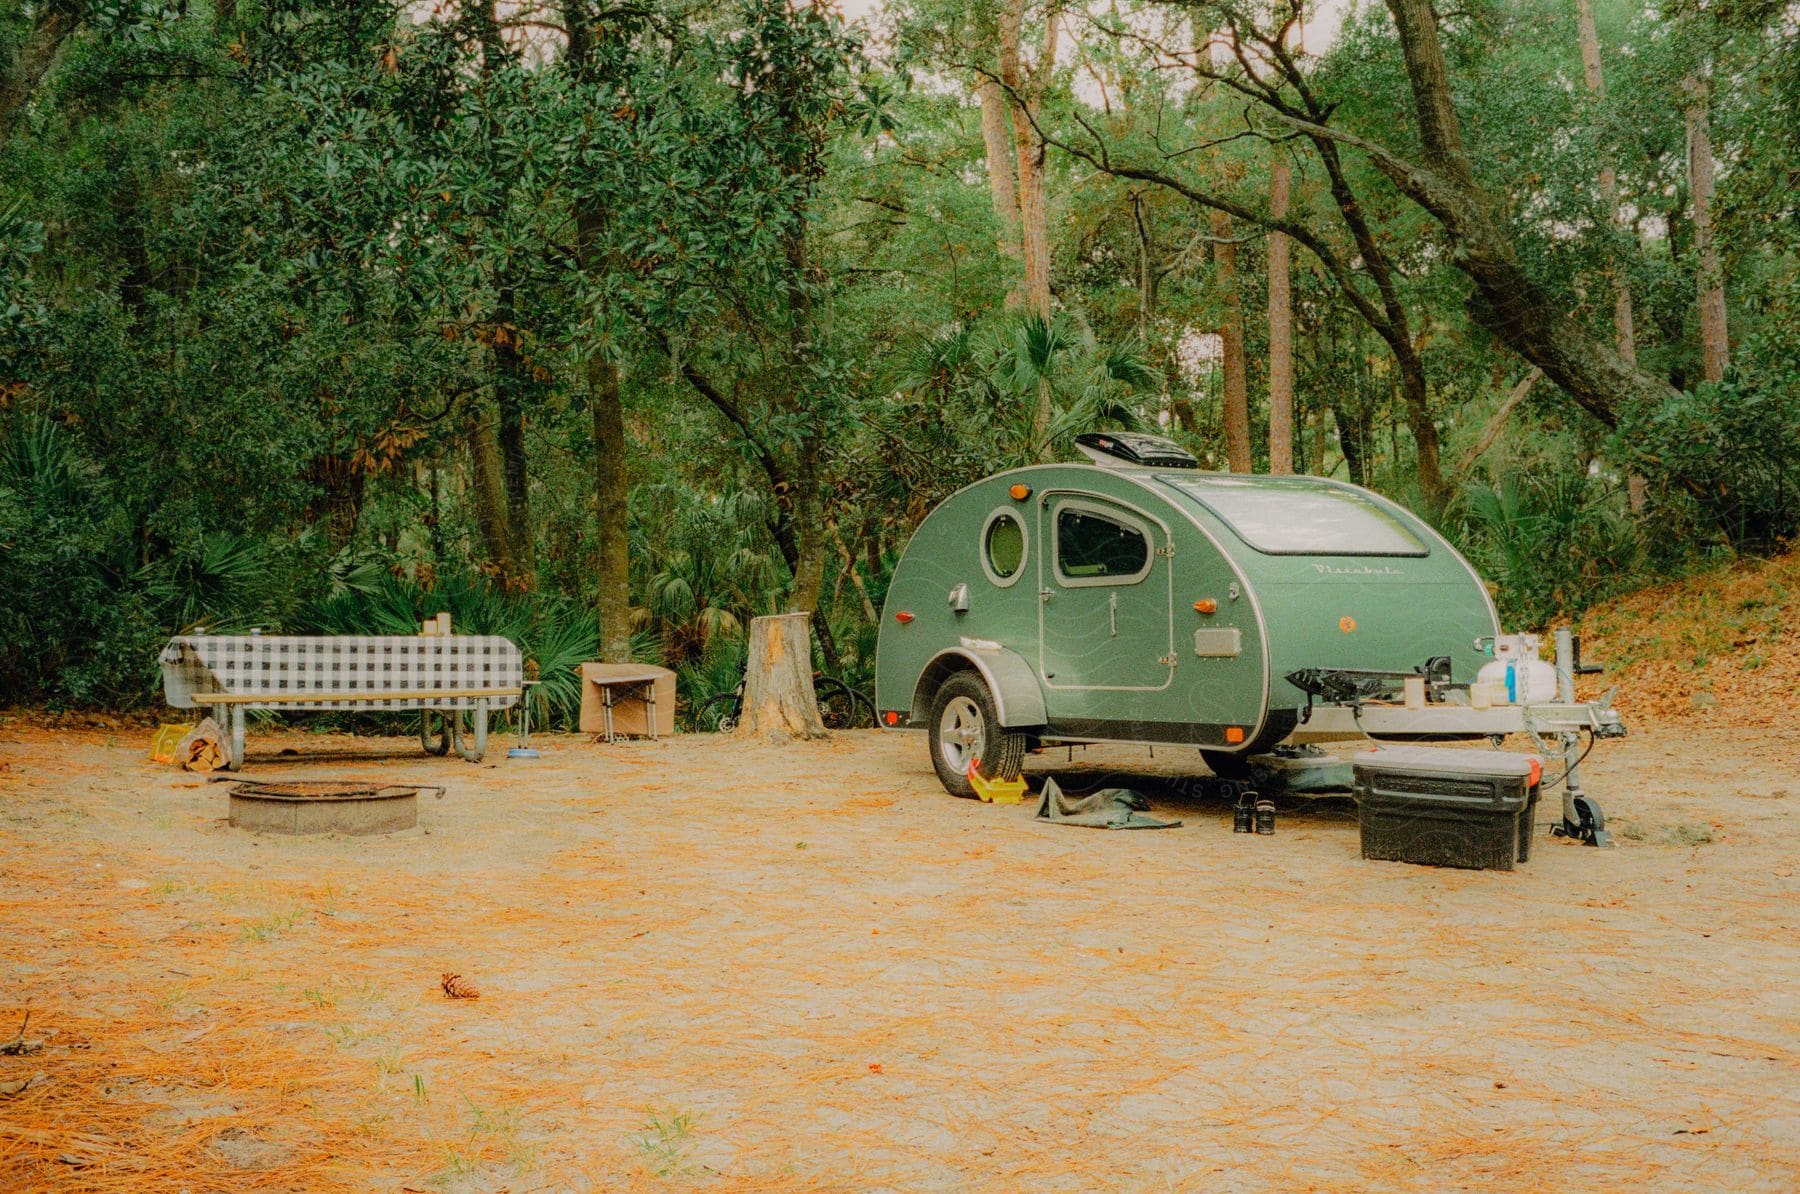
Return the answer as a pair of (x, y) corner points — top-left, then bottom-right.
(1553, 794), (1613, 848)
(1547, 629), (1615, 848)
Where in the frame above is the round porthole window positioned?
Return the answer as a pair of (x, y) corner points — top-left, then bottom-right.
(982, 509), (1027, 586)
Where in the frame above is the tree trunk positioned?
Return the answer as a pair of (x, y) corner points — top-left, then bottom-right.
(491, 291), (535, 585)
(1454, 367), (1542, 478)
(306, 453), (366, 548)
(1396, 349), (1446, 504)
(1267, 156), (1294, 474)
(465, 6), (534, 585)
(1576, 0), (1650, 513)
(494, 390), (533, 581)
(1304, 136), (1444, 502)
(830, 519), (880, 624)
(1575, 0), (1637, 368)
(862, 515), (883, 587)
(588, 354), (633, 664)
(1684, 77), (1729, 384)
(787, 444), (830, 630)
(0, 0), (81, 141)
(1336, 403), (1370, 487)
(977, 76), (1022, 280)
(999, 0), (1054, 321)
(999, 0), (1056, 452)
(778, 148), (840, 674)
(1130, 190), (1160, 342)
(566, 3), (634, 660)
(780, 221), (824, 613)
(1376, 0), (1684, 431)
(467, 403), (518, 582)
(737, 613), (826, 740)
(1211, 208), (1252, 473)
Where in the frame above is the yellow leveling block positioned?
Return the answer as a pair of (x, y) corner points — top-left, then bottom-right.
(966, 760), (1028, 804)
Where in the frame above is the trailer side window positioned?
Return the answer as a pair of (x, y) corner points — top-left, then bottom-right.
(983, 510), (1026, 585)
(1056, 506), (1150, 583)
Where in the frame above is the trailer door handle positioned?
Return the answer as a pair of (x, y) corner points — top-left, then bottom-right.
(1039, 587), (1054, 602)
(1108, 591), (1117, 635)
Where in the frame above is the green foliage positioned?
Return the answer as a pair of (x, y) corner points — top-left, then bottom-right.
(1, 0), (1795, 717)
(882, 311), (1154, 475)
(1451, 470), (1646, 627)
(1619, 331), (1800, 553)
(140, 533), (277, 632)
(676, 635), (750, 730)
(0, 416), (156, 704)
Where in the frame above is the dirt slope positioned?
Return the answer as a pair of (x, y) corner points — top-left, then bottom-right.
(1576, 548), (1799, 729)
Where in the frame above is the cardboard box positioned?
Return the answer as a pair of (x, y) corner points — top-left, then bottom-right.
(578, 663), (677, 738)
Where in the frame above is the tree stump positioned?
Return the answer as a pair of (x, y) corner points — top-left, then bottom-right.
(737, 613), (827, 740)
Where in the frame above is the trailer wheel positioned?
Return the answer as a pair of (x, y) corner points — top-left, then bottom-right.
(1200, 750), (1254, 780)
(928, 672), (1026, 798)
(1200, 711), (1301, 780)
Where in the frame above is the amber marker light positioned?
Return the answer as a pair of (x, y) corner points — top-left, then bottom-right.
(1008, 483), (1032, 501)
(1193, 599), (1217, 614)
(895, 611), (914, 623)
(1225, 727), (1245, 744)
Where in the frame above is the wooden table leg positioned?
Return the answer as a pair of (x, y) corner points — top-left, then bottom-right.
(227, 704), (246, 771)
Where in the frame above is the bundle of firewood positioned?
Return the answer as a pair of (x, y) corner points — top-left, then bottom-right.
(175, 717), (226, 772)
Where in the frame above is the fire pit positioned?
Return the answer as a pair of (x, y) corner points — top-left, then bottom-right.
(227, 781), (437, 836)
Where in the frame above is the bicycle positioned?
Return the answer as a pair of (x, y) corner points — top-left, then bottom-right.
(693, 672), (877, 732)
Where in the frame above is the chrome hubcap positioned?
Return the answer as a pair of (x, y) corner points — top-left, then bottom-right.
(937, 696), (986, 774)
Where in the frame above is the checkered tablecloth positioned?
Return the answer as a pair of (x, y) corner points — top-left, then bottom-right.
(159, 635), (522, 711)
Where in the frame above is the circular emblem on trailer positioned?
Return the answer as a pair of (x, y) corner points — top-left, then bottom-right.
(1339, 615), (1357, 633)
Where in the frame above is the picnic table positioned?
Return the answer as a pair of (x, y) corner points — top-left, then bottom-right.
(159, 634), (522, 770)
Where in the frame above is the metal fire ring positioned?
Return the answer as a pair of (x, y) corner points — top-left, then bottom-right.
(226, 780), (442, 835)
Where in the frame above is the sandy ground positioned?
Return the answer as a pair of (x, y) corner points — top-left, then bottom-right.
(0, 718), (1797, 1191)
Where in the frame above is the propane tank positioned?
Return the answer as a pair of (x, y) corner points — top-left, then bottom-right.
(1477, 634), (1559, 704)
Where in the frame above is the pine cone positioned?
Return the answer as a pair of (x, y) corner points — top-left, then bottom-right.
(440, 972), (480, 1000)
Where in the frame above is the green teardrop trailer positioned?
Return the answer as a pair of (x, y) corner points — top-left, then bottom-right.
(874, 433), (1625, 839)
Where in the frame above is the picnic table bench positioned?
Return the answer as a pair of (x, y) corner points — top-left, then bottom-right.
(159, 634), (523, 770)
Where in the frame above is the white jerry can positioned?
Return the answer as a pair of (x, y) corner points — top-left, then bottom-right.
(1477, 633), (1560, 704)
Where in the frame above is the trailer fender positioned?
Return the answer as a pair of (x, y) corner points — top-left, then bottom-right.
(910, 646), (1048, 729)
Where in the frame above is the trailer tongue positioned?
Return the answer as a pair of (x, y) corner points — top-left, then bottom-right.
(1283, 628), (1624, 846)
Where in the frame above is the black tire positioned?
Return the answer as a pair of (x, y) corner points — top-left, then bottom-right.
(695, 691), (743, 734)
(1200, 711), (1300, 779)
(927, 672), (1027, 798)
(814, 677), (859, 730)
(1200, 749), (1253, 780)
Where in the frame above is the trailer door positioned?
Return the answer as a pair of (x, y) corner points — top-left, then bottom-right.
(1037, 495), (1175, 692)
